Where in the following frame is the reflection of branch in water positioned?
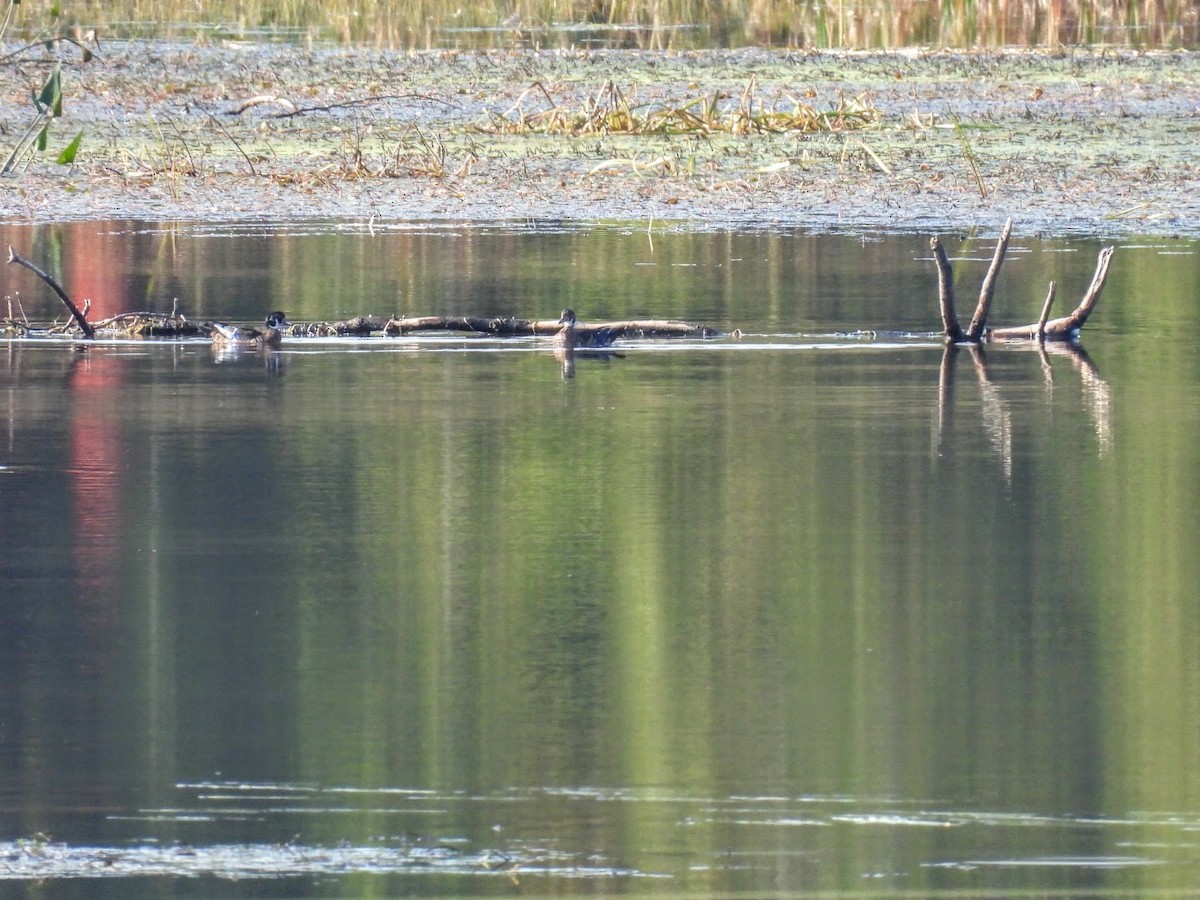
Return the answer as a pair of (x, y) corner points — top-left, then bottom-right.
(935, 340), (1111, 469)
(969, 345), (1013, 485)
(1037, 343), (1055, 387)
(1048, 342), (1112, 456)
(934, 343), (957, 460)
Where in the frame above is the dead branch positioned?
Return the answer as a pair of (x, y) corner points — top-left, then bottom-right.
(6, 247), (95, 338)
(990, 246), (1114, 341)
(227, 94), (459, 119)
(931, 222), (1114, 343)
(966, 217), (1012, 339)
(226, 95), (299, 116)
(929, 237), (965, 342)
(1036, 282), (1056, 340)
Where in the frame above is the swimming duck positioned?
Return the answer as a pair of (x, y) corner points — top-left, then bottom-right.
(553, 308), (578, 351)
(210, 311), (289, 349)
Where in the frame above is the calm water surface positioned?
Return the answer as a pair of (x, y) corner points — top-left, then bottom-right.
(1, 220), (1199, 898)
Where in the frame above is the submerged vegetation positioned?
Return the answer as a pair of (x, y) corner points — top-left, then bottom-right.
(4, 0), (1198, 48)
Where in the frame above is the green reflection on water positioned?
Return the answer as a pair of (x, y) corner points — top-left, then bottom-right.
(0, 224), (1198, 896)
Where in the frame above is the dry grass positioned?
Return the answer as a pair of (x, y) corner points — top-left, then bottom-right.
(474, 79), (878, 136)
(7, 0), (1198, 48)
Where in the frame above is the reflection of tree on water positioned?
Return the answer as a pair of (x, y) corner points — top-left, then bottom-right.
(67, 352), (124, 618)
(936, 342), (1112, 482)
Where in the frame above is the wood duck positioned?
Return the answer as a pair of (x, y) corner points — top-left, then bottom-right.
(553, 308), (578, 351)
(210, 311), (289, 349)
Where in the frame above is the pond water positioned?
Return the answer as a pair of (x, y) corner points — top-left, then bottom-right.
(1, 220), (1199, 898)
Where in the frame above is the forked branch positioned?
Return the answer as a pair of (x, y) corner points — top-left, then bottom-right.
(934, 223), (1114, 343)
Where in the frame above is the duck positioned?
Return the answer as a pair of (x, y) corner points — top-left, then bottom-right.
(553, 308), (578, 351)
(210, 311), (289, 349)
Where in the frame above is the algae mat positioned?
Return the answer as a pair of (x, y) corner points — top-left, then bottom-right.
(1, 42), (1197, 235)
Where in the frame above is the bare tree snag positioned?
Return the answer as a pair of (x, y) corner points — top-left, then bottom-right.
(1035, 282), (1056, 340)
(6, 247), (95, 338)
(966, 217), (1012, 340)
(989, 245), (1114, 341)
(932, 223), (1113, 343)
(930, 237), (965, 343)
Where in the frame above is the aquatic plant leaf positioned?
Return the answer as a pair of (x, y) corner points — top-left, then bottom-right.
(36, 63), (62, 117)
(35, 123), (49, 152)
(57, 130), (82, 164)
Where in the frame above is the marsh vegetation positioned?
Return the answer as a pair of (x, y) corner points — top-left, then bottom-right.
(5, 0), (1199, 48)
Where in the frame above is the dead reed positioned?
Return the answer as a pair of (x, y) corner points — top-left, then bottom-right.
(473, 79), (878, 136)
(6, 0), (1198, 47)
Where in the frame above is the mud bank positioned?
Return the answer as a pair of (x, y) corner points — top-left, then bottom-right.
(1, 42), (1198, 235)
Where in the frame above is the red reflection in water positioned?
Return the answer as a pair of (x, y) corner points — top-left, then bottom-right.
(64, 226), (132, 323)
(68, 353), (124, 638)
(63, 225), (133, 631)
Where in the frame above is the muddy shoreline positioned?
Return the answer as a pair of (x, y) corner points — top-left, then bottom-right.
(1, 42), (1197, 236)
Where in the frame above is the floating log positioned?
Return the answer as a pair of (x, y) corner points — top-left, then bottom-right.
(379, 315), (721, 341)
(287, 314), (716, 340)
(91, 312), (206, 337)
(287, 316), (385, 337)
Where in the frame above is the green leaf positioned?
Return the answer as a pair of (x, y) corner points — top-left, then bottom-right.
(56, 130), (83, 164)
(35, 123), (49, 152)
(37, 63), (62, 117)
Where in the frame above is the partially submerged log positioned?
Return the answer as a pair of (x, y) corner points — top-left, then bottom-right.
(378, 315), (720, 342)
(7, 247), (95, 338)
(277, 314), (720, 341)
(989, 246), (1113, 341)
(287, 316), (385, 337)
(932, 219), (1113, 343)
(91, 312), (206, 337)
(1, 319), (31, 337)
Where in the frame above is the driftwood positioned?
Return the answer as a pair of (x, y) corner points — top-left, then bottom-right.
(966, 217), (1012, 340)
(931, 219), (1114, 343)
(91, 312), (206, 337)
(378, 315), (720, 342)
(280, 314), (719, 341)
(990, 246), (1113, 340)
(6, 247), (95, 338)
